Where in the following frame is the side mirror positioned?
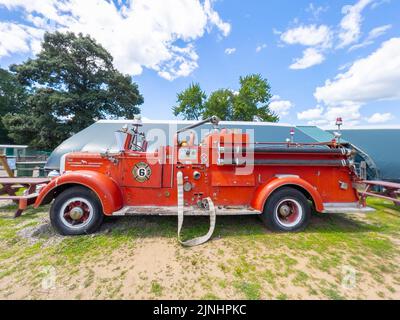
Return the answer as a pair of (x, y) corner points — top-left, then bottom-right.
(114, 131), (126, 152)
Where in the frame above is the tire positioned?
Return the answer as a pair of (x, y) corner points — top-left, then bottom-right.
(50, 186), (104, 235)
(260, 187), (311, 232)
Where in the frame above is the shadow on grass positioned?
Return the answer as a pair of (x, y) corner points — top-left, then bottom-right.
(99, 211), (387, 241)
(1, 200), (397, 241)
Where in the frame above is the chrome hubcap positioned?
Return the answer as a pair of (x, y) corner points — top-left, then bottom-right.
(59, 197), (94, 229)
(279, 204), (291, 217)
(69, 207), (84, 220)
(275, 198), (303, 228)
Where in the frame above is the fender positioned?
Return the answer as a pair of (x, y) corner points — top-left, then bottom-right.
(34, 170), (123, 215)
(251, 176), (324, 213)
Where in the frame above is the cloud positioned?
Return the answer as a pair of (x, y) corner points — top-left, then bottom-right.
(280, 24), (332, 47)
(366, 112), (393, 123)
(256, 43), (267, 53)
(277, 0), (391, 70)
(269, 95), (293, 117)
(315, 37), (400, 106)
(289, 48), (325, 70)
(337, 0), (373, 48)
(0, 0), (231, 80)
(349, 24), (392, 51)
(306, 3), (329, 20)
(279, 24), (331, 69)
(0, 22), (44, 57)
(371, 0), (391, 9)
(369, 24), (392, 39)
(297, 105), (324, 121)
(224, 47), (236, 55)
(297, 103), (361, 126)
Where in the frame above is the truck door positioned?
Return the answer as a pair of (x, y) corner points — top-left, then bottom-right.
(119, 153), (162, 188)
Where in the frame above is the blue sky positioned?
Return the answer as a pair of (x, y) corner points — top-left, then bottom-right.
(0, 0), (399, 127)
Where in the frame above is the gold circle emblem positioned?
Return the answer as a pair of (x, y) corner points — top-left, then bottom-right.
(132, 162), (152, 182)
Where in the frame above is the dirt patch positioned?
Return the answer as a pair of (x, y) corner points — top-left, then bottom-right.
(1, 203), (400, 300)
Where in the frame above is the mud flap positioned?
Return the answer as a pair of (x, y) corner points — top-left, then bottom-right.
(177, 171), (216, 247)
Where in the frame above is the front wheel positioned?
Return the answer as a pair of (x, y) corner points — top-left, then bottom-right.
(50, 186), (104, 235)
(260, 187), (311, 232)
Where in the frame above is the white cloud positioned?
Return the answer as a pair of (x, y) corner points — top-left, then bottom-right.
(289, 48), (325, 70)
(297, 103), (361, 127)
(315, 37), (400, 106)
(280, 24), (332, 47)
(203, 0), (231, 37)
(306, 3), (329, 20)
(349, 24), (392, 51)
(0, 22), (44, 57)
(224, 47), (236, 55)
(297, 106), (324, 121)
(366, 112), (393, 123)
(324, 103), (361, 123)
(256, 43), (267, 53)
(269, 95), (293, 117)
(369, 24), (392, 39)
(371, 0), (390, 10)
(337, 0), (373, 48)
(279, 24), (331, 69)
(0, 0), (231, 80)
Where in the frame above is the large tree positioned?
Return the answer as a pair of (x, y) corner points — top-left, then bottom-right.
(172, 83), (206, 120)
(203, 89), (234, 120)
(2, 31), (143, 149)
(173, 74), (278, 122)
(0, 68), (27, 142)
(232, 74), (277, 122)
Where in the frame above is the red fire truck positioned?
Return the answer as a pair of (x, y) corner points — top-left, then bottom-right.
(32, 116), (372, 245)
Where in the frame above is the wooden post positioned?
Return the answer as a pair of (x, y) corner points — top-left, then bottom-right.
(0, 155), (14, 177)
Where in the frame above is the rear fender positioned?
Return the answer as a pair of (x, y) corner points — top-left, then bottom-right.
(251, 176), (324, 212)
(34, 170), (123, 215)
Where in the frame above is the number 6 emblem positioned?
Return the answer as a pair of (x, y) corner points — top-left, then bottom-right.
(133, 162), (152, 182)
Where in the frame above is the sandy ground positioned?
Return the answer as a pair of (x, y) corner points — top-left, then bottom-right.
(1, 200), (400, 300)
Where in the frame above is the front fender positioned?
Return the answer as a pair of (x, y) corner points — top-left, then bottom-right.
(34, 171), (123, 215)
(251, 177), (324, 212)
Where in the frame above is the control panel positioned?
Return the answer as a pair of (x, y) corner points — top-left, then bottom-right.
(178, 147), (198, 164)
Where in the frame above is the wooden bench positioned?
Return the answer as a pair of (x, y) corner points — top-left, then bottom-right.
(359, 180), (400, 207)
(0, 178), (50, 217)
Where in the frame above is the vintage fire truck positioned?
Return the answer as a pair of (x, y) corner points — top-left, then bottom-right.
(33, 116), (372, 245)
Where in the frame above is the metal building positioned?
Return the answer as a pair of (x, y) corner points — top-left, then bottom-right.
(45, 120), (399, 182)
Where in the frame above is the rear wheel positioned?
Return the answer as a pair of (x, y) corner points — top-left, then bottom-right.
(50, 186), (104, 235)
(260, 187), (311, 232)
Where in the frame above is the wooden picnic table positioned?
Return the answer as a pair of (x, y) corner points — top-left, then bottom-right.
(359, 180), (400, 206)
(0, 177), (50, 217)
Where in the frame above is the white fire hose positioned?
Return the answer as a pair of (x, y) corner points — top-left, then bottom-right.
(177, 171), (216, 247)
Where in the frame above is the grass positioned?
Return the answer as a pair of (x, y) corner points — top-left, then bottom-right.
(150, 281), (163, 297)
(0, 198), (399, 299)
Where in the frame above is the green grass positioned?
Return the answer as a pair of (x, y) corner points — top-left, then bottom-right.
(150, 281), (163, 297)
(234, 281), (261, 300)
(0, 197), (399, 299)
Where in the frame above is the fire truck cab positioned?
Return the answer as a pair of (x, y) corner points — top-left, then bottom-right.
(34, 116), (372, 244)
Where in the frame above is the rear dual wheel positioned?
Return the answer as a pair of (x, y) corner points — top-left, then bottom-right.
(260, 187), (311, 232)
(50, 186), (104, 235)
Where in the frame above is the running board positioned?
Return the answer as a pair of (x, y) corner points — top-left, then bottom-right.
(322, 203), (375, 214)
(112, 206), (261, 216)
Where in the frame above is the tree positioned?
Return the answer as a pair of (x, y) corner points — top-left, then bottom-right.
(232, 74), (278, 122)
(203, 89), (234, 120)
(0, 68), (27, 142)
(173, 74), (278, 122)
(172, 83), (206, 120)
(3, 31), (143, 149)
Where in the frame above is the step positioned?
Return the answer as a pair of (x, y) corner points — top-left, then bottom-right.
(112, 206), (261, 216)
